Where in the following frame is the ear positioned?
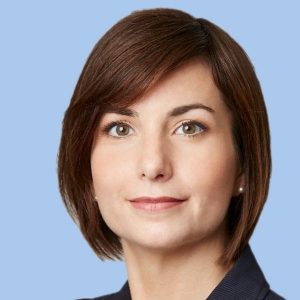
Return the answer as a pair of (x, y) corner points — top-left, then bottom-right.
(90, 182), (97, 201)
(232, 172), (245, 197)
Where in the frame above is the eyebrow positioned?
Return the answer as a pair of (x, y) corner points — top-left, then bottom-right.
(167, 103), (215, 117)
(107, 103), (214, 118)
(106, 108), (139, 117)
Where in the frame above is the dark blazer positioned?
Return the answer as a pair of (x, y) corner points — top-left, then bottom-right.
(79, 245), (285, 300)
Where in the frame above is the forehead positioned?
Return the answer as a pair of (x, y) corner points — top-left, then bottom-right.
(127, 61), (223, 113)
(100, 61), (232, 129)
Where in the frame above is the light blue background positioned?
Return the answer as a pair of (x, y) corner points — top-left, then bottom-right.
(0, 1), (299, 299)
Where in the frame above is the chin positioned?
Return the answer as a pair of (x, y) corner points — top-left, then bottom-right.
(118, 220), (229, 256)
(120, 229), (209, 254)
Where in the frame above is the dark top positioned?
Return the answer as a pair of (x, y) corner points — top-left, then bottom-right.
(79, 245), (285, 300)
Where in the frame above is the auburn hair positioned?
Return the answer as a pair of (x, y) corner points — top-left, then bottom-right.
(58, 8), (271, 265)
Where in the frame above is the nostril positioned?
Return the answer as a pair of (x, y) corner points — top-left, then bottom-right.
(156, 174), (164, 178)
(139, 153), (172, 181)
(142, 173), (165, 179)
(141, 173), (165, 179)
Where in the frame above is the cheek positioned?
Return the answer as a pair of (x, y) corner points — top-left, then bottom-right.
(179, 137), (238, 202)
(91, 147), (128, 233)
(202, 154), (237, 192)
(91, 145), (132, 194)
(181, 144), (237, 236)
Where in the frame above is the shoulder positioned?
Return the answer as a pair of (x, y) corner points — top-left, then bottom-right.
(264, 290), (286, 300)
(76, 282), (131, 300)
(207, 245), (285, 300)
(77, 293), (117, 300)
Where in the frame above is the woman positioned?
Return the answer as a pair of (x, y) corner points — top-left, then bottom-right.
(58, 8), (285, 300)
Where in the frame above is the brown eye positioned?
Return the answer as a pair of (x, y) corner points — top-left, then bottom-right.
(175, 122), (206, 136)
(107, 123), (134, 137)
(116, 125), (130, 136)
(182, 124), (196, 134)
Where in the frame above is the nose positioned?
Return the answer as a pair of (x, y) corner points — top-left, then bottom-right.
(137, 136), (173, 182)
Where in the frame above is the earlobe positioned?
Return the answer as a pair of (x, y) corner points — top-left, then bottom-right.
(233, 173), (245, 197)
(238, 186), (244, 194)
(90, 183), (97, 201)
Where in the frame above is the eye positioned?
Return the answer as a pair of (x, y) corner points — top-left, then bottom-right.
(104, 122), (134, 137)
(175, 121), (206, 136)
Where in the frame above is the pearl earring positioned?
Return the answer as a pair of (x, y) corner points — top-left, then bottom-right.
(94, 196), (98, 200)
(238, 187), (244, 194)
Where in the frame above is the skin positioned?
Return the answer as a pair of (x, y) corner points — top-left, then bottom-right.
(91, 61), (244, 300)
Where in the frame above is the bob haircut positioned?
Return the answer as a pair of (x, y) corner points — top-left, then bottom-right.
(58, 8), (271, 266)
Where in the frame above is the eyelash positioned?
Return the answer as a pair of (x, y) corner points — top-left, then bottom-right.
(176, 120), (207, 138)
(102, 120), (134, 139)
(101, 120), (208, 139)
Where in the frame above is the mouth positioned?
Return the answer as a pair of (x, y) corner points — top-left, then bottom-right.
(128, 196), (187, 212)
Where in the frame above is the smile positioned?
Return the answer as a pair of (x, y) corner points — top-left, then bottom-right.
(128, 196), (187, 212)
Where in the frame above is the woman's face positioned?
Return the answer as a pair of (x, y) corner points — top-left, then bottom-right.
(91, 61), (242, 252)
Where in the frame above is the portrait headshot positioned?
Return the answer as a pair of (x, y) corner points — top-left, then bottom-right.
(1, 1), (299, 300)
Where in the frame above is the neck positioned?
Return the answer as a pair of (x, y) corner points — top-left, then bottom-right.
(122, 239), (232, 300)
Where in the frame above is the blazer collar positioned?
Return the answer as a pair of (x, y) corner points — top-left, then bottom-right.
(207, 245), (270, 300)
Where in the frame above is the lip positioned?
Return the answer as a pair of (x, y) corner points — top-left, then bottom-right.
(128, 196), (187, 212)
